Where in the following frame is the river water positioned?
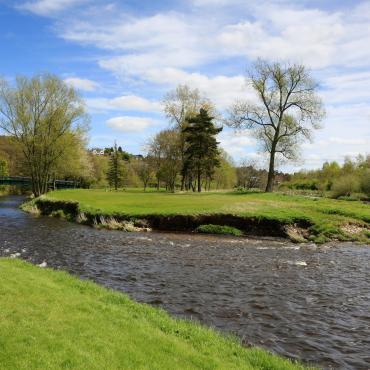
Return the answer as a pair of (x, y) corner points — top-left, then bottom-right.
(1, 195), (369, 369)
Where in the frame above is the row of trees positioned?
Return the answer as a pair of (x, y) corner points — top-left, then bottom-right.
(0, 60), (326, 196)
(282, 155), (370, 198)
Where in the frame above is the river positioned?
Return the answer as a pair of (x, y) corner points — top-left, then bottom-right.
(1, 195), (369, 369)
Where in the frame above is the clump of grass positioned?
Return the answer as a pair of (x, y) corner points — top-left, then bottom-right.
(93, 215), (142, 232)
(197, 224), (244, 236)
(19, 198), (40, 215)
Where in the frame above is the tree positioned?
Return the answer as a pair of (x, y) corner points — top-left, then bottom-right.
(226, 60), (324, 192)
(148, 129), (181, 192)
(107, 143), (124, 190)
(0, 157), (8, 177)
(212, 150), (237, 190)
(134, 156), (154, 191)
(183, 109), (222, 192)
(163, 84), (217, 190)
(0, 74), (88, 196)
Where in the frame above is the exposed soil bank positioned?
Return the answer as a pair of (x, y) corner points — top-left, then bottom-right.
(26, 197), (313, 240)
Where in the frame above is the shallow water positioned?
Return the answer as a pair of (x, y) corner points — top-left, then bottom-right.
(1, 195), (370, 369)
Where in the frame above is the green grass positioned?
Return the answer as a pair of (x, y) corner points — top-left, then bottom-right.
(197, 224), (244, 236)
(46, 189), (370, 243)
(0, 258), (308, 370)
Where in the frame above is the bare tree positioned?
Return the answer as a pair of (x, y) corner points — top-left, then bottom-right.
(0, 74), (87, 196)
(226, 60), (325, 192)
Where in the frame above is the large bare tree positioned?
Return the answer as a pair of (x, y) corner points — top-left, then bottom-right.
(0, 74), (88, 196)
(226, 60), (325, 192)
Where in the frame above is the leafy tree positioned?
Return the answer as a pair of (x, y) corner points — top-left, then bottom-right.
(134, 156), (154, 191)
(107, 143), (124, 190)
(148, 129), (181, 192)
(226, 60), (324, 192)
(183, 109), (222, 192)
(0, 157), (8, 177)
(163, 84), (217, 190)
(0, 74), (87, 196)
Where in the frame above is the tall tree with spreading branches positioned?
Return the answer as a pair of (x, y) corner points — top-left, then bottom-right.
(226, 60), (325, 192)
(0, 74), (88, 196)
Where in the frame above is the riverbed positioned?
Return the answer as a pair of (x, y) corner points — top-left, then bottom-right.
(1, 195), (369, 369)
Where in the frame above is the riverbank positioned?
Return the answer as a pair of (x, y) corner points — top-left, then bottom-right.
(23, 189), (370, 243)
(0, 258), (307, 370)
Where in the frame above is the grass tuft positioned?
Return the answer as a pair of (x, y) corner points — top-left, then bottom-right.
(197, 224), (244, 236)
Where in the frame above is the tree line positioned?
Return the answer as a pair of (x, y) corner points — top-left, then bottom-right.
(0, 60), (329, 196)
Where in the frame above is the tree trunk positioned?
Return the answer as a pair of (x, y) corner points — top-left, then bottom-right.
(265, 148), (276, 192)
(197, 167), (201, 192)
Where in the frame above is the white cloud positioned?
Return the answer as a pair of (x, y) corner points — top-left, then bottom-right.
(18, 0), (86, 16)
(86, 95), (161, 113)
(218, 130), (256, 158)
(106, 116), (157, 133)
(64, 77), (98, 92)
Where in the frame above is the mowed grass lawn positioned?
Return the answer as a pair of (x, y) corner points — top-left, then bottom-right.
(0, 259), (308, 370)
(48, 189), (370, 242)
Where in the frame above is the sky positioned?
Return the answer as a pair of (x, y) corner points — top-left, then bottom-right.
(0, 0), (369, 171)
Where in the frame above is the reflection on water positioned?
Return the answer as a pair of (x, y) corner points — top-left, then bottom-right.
(1, 195), (370, 369)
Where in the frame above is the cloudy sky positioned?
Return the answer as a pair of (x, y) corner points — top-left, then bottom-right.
(1, 0), (369, 170)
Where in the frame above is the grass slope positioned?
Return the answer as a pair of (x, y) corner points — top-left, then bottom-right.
(47, 189), (370, 242)
(0, 258), (307, 370)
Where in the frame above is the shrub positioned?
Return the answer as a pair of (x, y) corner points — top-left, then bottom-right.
(359, 169), (370, 196)
(331, 176), (360, 198)
(197, 224), (243, 236)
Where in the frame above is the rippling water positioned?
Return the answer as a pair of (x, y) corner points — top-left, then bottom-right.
(1, 195), (370, 369)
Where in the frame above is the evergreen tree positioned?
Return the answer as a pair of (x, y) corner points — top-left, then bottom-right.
(107, 143), (124, 190)
(183, 109), (222, 192)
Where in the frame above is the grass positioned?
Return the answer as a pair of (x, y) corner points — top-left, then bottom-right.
(197, 224), (244, 236)
(0, 258), (308, 370)
(46, 188), (370, 243)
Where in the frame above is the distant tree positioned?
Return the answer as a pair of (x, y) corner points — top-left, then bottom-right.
(107, 143), (124, 190)
(237, 159), (261, 189)
(183, 109), (222, 192)
(163, 84), (217, 190)
(148, 129), (181, 192)
(135, 156), (154, 191)
(0, 74), (88, 196)
(0, 157), (8, 177)
(226, 60), (325, 192)
(212, 150), (237, 190)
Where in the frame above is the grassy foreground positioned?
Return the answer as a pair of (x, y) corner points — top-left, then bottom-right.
(0, 258), (307, 370)
(46, 189), (370, 243)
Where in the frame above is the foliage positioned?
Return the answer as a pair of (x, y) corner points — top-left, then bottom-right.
(163, 84), (218, 190)
(197, 224), (244, 236)
(183, 109), (222, 192)
(226, 60), (324, 192)
(148, 129), (182, 192)
(0, 259), (307, 370)
(0, 74), (88, 196)
(0, 156), (8, 176)
(331, 176), (360, 199)
(283, 155), (370, 198)
(107, 143), (124, 190)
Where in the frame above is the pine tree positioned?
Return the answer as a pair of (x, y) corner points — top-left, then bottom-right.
(182, 109), (222, 192)
(107, 143), (124, 190)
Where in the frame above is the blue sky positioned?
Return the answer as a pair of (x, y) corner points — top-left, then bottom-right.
(1, 0), (370, 171)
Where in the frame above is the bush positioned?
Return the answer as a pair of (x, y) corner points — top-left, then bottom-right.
(331, 176), (360, 199)
(359, 169), (370, 196)
(197, 224), (243, 236)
